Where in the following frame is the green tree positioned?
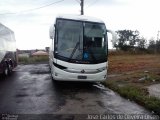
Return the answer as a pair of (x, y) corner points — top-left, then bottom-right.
(156, 40), (160, 53)
(129, 30), (140, 47)
(115, 30), (140, 51)
(137, 37), (147, 50)
(148, 38), (156, 53)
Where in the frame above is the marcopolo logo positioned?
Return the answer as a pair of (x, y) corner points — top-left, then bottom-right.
(81, 69), (85, 73)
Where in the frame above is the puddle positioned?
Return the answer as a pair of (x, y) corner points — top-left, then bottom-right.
(148, 84), (160, 99)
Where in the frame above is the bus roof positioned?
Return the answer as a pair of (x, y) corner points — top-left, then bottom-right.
(0, 23), (14, 35)
(56, 14), (105, 23)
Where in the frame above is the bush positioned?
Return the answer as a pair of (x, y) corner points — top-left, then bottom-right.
(18, 56), (49, 64)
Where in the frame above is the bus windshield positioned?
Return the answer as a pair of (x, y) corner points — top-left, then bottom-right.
(56, 19), (107, 64)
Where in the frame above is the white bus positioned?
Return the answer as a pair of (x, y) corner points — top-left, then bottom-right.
(0, 23), (17, 76)
(49, 15), (115, 82)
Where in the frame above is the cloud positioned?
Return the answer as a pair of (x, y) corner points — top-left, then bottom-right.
(1, 0), (160, 49)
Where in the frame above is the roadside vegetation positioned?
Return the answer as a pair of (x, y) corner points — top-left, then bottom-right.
(114, 30), (160, 54)
(18, 56), (49, 64)
(106, 52), (160, 115)
(106, 29), (160, 115)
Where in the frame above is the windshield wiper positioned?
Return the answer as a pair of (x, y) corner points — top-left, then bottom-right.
(68, 41), (80, 62)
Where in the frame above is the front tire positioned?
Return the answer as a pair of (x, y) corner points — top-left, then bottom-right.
(3, 63), (12, 77)
(4, 66), (9, 76)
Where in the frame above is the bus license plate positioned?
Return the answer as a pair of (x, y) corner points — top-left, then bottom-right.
(78, 76), (87, 79)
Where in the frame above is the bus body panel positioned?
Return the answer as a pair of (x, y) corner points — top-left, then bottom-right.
(0, 23), (17, 76)
(50, 59), (107, 82)
(56, 59), (107, 70)
(51, 66), (107, 82)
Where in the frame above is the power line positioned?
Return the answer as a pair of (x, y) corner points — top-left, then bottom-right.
(20, 0), (64, 12)
(0, 0), (64, 15)
(85, 0), (99, 9)
(0, 12), (14, 15)
(75, 0), (80, 3)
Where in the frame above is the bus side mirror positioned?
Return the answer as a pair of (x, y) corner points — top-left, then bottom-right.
(107, 30), (117, 46)
(49, 24), (55, 39)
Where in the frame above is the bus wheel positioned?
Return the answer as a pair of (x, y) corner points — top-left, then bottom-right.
(8, 64), (12, 74)
(4, 67), (9, 76)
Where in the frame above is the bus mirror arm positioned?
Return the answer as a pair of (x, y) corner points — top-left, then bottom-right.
(107, 29), (117, 46)
(49, 24), (55, 39)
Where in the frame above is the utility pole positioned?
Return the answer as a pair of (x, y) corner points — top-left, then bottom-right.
(80, 0), (84, 15)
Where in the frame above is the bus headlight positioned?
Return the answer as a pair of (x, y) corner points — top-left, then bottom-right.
(97, 67), (106, 72)
(55, 72), (58, 76)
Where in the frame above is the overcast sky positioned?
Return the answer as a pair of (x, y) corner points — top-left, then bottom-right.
(0, 0), (160, 50)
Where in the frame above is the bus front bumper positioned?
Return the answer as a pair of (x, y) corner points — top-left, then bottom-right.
(51, 67), (107, 82)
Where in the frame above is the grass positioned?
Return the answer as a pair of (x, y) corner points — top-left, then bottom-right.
(108, 54), (160, 74)
(18, 56), (49, 64)
(106, 53), (160, 115)
(106, 82), (160, 114)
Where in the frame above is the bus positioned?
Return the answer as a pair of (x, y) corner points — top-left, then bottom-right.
(0, 23), (17, 77)
(49, 15), (115, 82)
